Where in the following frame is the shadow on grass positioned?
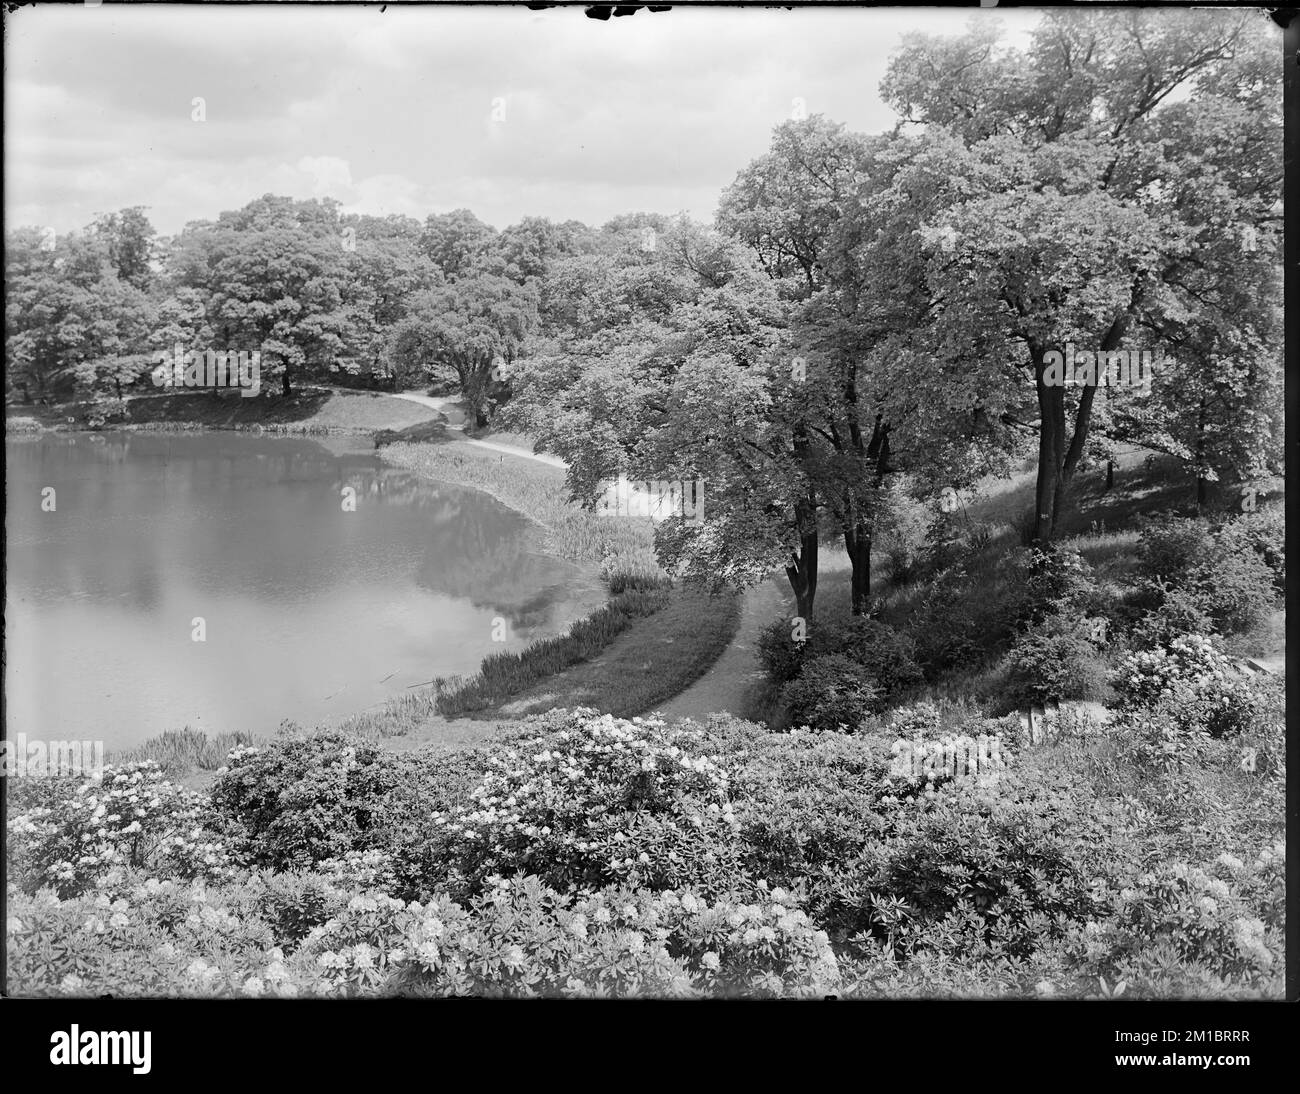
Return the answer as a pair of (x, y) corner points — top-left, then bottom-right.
(120, 390), (335, 426)
(374, 418), (453, 447)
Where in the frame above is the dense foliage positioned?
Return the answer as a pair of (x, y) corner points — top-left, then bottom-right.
(8, 627), (1284, 999)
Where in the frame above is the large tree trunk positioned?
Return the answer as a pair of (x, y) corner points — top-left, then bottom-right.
(1033, 358), (1066, 544)
(844, 517), (871, 615)
(842, 415), (890, 612)
(281, 372), (293, 398)
(1031, 311), (1131, 543)
(1053, 381), (1097, 527)
(785, 497), (819, 621)
(1194, 395), (1208, 512)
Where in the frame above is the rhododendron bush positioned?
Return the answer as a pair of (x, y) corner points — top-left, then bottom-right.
(5, 684), (1284, 998)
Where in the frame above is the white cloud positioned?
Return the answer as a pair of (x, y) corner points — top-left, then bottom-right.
(296, 156), (354, 197)
(5, 4), (1047, 237)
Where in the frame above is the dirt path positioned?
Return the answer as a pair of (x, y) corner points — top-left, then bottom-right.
(386, 392), (567, 468)
(647, 575), (789, 722)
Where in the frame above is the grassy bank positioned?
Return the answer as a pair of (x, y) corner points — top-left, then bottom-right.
(499, 586), (745, 719)
(5, 387), (445, 435)
(379, 439), (662, 578)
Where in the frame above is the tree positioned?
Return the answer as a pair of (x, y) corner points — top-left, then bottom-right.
(420, 209), (498, 282)
(90, 206), (157, 290)
(5, 227), (154, 403)
(342, 214), (441, 384)
(879, 9), (1281, 541)
(718, 117), (869, 299)
(166, 195), (362, 397)
(503, 220), (832, 617)
(149, 286), (214, 355)
(478, 216), (597, 284)
(389, 274), (538, 426)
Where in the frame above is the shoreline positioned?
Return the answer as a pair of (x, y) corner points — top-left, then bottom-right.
(9, 409), (619, 767)
(10, 395), (739, 769)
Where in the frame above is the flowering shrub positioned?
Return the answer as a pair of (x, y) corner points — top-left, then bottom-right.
(1236, 701), (1285, 781)
(886, 733), (1009, 788)
(828, 769), (1123, 959)
(1189, 546), (1277, 636)
(6, 876), (288, 999)
(234, 871), (352, 947)
(1131, 587), (1215, 649)
(875, 703), (1026, 753)
(884, 701), (943, 738)
(756, 618), (808, 684)
(1112, 635), (1221, 707)
(6, 872), (839, 1000)
(209, 733), (473, 888)
(727, 730), (897, 923)
(811, 617), (923, 697)
(5, 707), (1282, 1000)
(1110, 634), (1259, 737)
(1137, 514), (1215, 584)
(429, 709), (746, 899)
(907, 572), (991, 672)
(1068, 847), (1286, 985)
(8, 762), (243, 898)
(303, 877), (839, 999)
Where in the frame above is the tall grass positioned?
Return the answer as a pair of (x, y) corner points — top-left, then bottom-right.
(435, 585), (672, 715)
(336, 690), (442, 740)
(111, 727), (255, 777)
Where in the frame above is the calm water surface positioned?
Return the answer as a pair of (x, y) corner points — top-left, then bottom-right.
(5, 431), (603, 749)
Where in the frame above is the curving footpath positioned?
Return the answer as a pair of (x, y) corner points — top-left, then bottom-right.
(646, 575), (790, 722)
(386, 392), (566, 468)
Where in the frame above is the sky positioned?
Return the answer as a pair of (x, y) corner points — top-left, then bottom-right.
(5, 4), (1044, 239)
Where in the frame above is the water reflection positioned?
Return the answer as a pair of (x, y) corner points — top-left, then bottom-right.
(5, 431), (602, 747)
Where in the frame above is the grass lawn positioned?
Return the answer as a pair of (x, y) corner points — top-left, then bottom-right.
(496, 587), (744, 719)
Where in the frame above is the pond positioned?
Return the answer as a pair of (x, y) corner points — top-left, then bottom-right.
(4, 431), (605, 750)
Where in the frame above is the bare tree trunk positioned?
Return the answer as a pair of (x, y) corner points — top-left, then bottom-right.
(1031, 309), (1132, 543)
(1195, 395), (1208, 512)
(1032, 353), (1065, 543)
(845, 520), (871, 615)
(785, 496), (819, 621)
